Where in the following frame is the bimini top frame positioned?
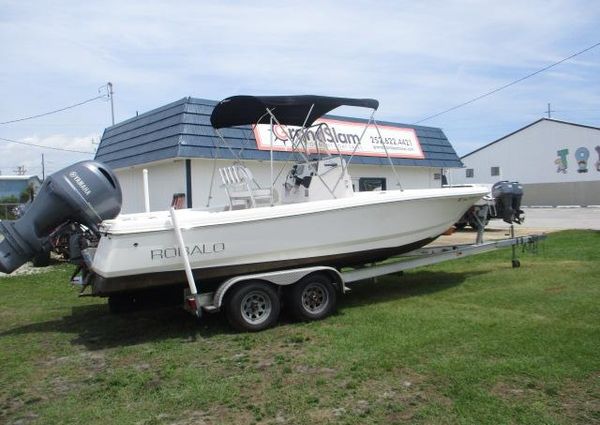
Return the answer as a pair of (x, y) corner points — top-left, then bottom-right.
(206, 95), (401, 207)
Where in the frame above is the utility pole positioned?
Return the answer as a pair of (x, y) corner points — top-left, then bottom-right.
(108, 82), (115, 126)
(547, 103), (553, 118)
(41, 154), (45, 180)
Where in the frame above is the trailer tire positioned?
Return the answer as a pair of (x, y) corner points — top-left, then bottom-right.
(225, 282), (280, 332)
(288, 273), (337, 322)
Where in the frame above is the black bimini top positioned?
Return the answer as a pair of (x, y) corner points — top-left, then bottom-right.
(210, 95), (379, 129)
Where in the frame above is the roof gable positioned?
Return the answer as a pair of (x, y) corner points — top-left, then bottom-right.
(461, 118), (600, 159)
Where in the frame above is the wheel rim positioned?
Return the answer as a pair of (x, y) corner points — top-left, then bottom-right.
(301, 282), (328, 314)
(240, 290), (272, 325)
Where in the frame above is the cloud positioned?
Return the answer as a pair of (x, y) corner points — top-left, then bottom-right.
(0, 134), (97, 177)
(0, 0), (598, 164)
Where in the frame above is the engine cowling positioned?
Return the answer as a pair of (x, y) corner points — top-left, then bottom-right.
(0, 160), (122, 273)
(491, 180), (524, 224)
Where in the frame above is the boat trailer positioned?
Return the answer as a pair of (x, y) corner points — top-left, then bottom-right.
(172, 207), (545, 330)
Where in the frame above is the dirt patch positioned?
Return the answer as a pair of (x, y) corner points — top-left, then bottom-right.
(42, 350), (107, 373)
(0, 262), (54, 278)
(163, 407), (254, 425)
(5, 411), (39, 425)
(49, 376), (82, 396)
(325, 369), (452, 423)
(293, 365), (337, 375)
(0, 396), (25, 421)
(491, 374), (600, 424)
(544, 286), (567, 293)
(306, 407), (337, 423)
(161, 409), (210, 425)
(0, 393), (46, 424)
(557, 374), (600, 424)
(491, 380), (539, 401)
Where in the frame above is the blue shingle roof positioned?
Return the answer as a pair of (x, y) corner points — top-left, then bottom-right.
(95, 97), (462, 169)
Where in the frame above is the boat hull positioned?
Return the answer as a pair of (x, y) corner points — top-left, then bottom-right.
(89, 187), (488, 294)
(89, 236), (434, 295)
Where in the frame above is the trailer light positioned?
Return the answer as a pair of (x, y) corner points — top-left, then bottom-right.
(186, 296), (198, 311)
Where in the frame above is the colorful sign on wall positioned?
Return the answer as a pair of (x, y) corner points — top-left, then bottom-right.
(555, 149), (568, 173)
(575, 147), (589, 173)
(253, 118), (425, 159)
(555, 146), (600, 174)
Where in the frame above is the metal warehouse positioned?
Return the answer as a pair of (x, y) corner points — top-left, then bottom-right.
(95, 97), (463, 213)
(450, 118), (600, 206)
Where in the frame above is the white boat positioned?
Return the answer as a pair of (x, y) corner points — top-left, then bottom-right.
(83, 95), (489, 294)
(0, 94), (493, 330)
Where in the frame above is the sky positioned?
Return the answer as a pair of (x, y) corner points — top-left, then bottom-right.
(1, 0), (599, 176)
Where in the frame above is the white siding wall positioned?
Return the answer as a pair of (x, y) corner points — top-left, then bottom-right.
(450, 120), (600, 185)
(349, 164), (438, 189)
(115, 160), (185, 213)
(115, 159), (443, 213)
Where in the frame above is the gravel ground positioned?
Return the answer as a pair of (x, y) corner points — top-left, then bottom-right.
(433, 206), (598, 246)
(518, 206), (600, 230)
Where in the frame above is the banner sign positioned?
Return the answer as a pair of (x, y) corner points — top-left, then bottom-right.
(253, 118), (425, 159)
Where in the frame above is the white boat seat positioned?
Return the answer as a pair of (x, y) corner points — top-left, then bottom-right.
(219, 164), (274, 209)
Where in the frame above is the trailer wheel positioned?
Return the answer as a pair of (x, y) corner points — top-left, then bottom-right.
(288, 273), (337, 322)
(225, 282), (280, 332)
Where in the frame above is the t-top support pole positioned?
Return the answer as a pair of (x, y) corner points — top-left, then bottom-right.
(169, 207), (201, 317)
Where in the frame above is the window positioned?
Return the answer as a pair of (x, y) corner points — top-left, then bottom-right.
(433, 173), (441, 180)
(491, 166), (500, 176)
(359, 177), (386, 191)
(466, 168), (474, 178)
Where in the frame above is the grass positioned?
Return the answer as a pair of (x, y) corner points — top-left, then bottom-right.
(0, 230), (599, 424)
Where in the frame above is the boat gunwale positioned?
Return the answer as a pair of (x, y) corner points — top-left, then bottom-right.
(101, 187), (488, 235)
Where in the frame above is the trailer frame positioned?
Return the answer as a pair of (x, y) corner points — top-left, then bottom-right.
(183, 230), (545, 325)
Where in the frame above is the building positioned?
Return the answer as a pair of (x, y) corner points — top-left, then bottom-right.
(0, 175), (42, 202)
(95, 97), (463, 213)
(450, 118), (600, 206)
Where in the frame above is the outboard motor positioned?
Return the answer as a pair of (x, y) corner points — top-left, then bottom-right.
(0, 160), (121, 273)
(491, 180), (524, 224)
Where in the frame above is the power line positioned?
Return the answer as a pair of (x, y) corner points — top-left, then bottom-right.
(0, 136), (95, 154)
(414, 41), (600, 124)
(552, 108), (600, 113)
(0, 94), (107, 125)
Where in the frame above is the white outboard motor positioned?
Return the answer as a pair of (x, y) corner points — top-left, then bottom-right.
(0, 160), (122, 273)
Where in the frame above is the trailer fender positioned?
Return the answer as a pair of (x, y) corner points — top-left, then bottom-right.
(213, 266), (345, 309)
